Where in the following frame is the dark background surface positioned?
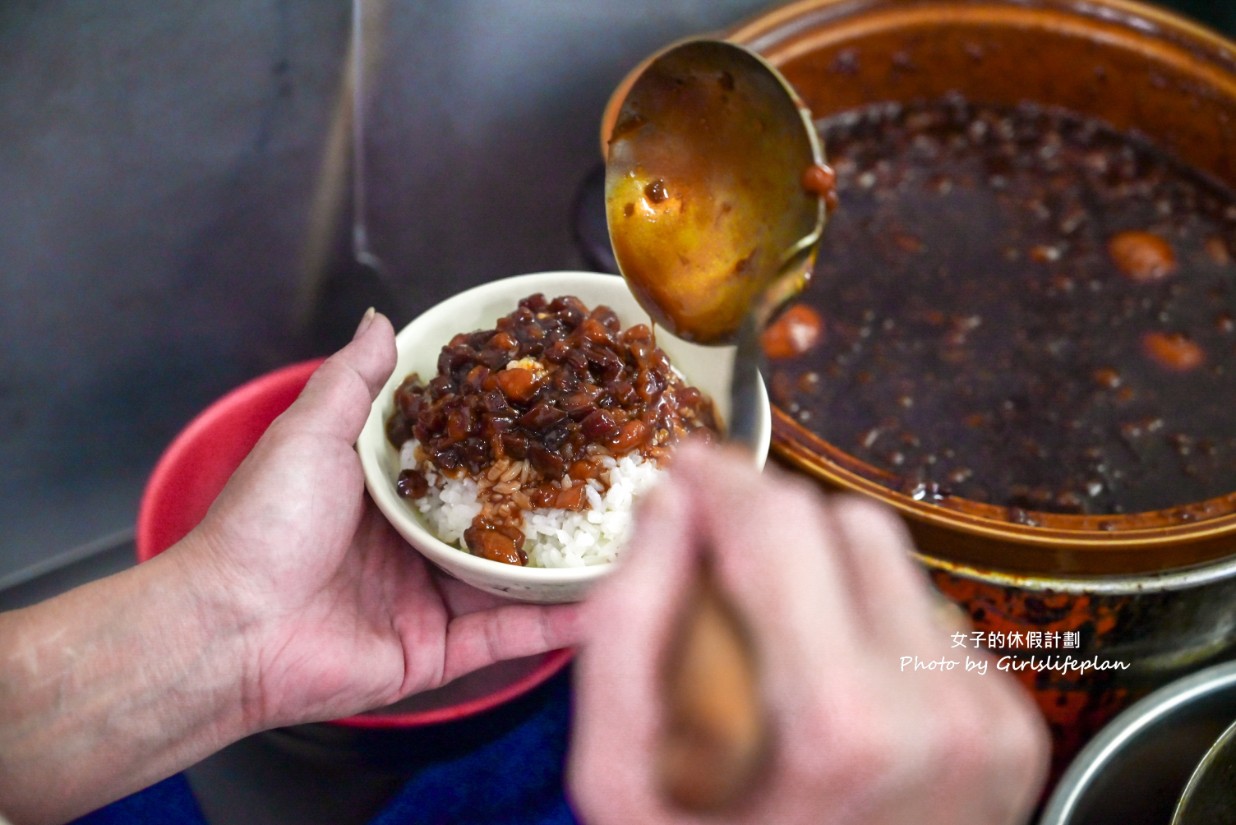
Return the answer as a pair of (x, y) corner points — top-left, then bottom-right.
(2, 0), (1235, 596)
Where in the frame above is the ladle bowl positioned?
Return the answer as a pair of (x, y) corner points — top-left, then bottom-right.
(604, 39), (827, 349)
(605, 38), (828, 451)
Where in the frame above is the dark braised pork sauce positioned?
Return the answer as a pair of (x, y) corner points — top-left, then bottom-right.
(769, 97), (1236, 518)
(386, 292), (718, 564)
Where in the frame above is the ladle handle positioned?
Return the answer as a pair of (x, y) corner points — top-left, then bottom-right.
(657, 274), (805, 809)
(726, 313), (767, 452)
(659, 557), (767, 812)
(731, 238), (815, 449)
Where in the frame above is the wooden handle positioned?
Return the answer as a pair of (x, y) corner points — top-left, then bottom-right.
(658, 559), (767, 812)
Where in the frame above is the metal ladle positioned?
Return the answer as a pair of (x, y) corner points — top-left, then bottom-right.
(604, 39), (829, 811)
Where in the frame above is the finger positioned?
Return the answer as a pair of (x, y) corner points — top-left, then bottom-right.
(825, 494), (941, 641)
(573, 475), (701, 700)
(669, 443), (862, 666)
(436, 573), (526, 616)
(440, 601), (583, 684)
(283, 309), (397, 442)
(584, 473), (704, 666)
(568, 478), (699, 822)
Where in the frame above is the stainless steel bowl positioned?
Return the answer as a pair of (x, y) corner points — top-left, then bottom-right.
(1040, 659), (1236, 825)
(1172, 718), (1236, 824)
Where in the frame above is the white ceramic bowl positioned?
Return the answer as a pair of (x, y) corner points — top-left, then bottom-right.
(358, 271), (771, 603)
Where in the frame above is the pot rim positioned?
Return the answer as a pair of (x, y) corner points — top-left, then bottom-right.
(775, 412), (1236, 554)
(723, 0), (1236, 63)
(600, 0), (1236, 156)
(913, 543), (1236, 594)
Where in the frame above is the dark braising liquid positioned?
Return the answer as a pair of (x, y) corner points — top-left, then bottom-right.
(767, 96), (1236, 518)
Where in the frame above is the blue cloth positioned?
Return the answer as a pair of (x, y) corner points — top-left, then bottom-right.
(370, 673), (579, 825)
(70, 774), (204, 825)
(70, 672), (581, 825)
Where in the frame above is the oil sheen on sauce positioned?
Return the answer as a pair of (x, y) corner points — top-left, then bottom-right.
(767, 96), (1236, 518)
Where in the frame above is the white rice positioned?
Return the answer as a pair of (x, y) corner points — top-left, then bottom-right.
(399, 440), (664, 567)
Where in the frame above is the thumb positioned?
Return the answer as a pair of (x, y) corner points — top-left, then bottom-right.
(284, 309), (398, 442)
